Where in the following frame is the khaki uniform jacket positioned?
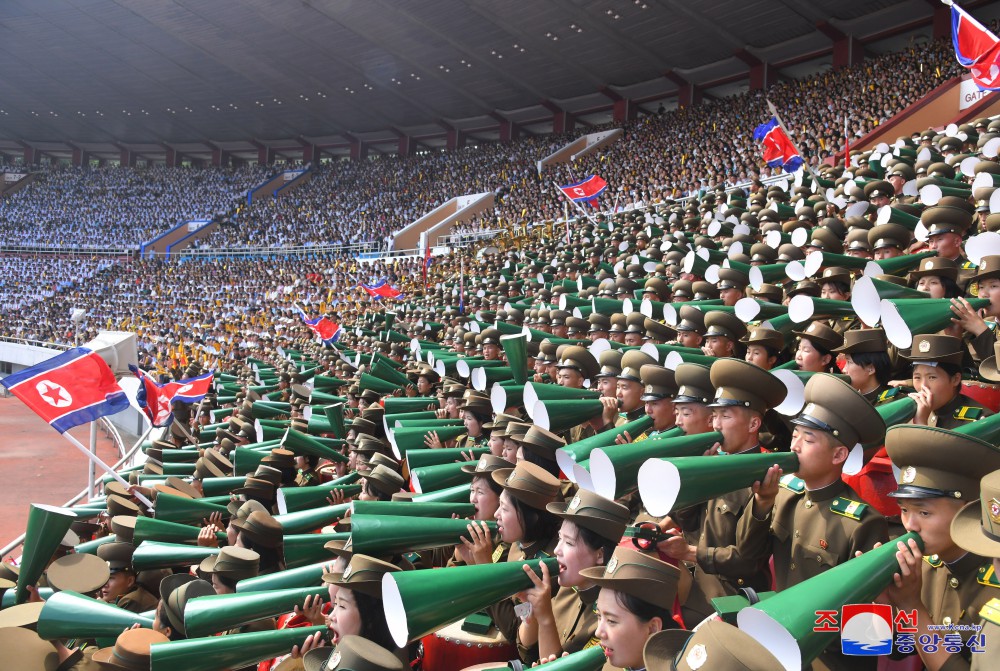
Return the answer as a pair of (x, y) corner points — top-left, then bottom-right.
(294, 468), (319, 487)
(116, 584), (159, 614)
(927, 393), (992, 430)
(918, 554), (1000, 671)
(487, 536), (558, 652)
(971, 597), (1000, 671)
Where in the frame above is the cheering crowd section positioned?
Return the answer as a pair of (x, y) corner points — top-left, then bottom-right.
(0, 164), (269, 249)
(0, 255), (119, 312)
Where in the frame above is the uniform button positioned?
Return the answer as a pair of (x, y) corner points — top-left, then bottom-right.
(737, 578), (744, 585)
(816, 556), (822, 562)
(943, 617), (953, 626)
(721, 504), (728, 511)
(790, 563), (796, 570)
(804, 500), (813, 509)
(949, 577), (959, 589)
(794, 531), (800, 538)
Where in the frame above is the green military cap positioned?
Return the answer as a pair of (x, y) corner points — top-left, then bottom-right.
(547, 489), (630, 543)
(692, 281), (720, 300)
(492, 461), (561, 511)
(952, 469), (1000, 558)
(587, 313), (612, 334)
(642, 619), (782, 671)
(831, 328), (887, 354)
(322, 555), (400, 598)
(645, 317), (676, 342)
(97, 542), (136, 574)
(673, 363), (713, 404)
(555, 345), (600, 380)
(619, 350), (658, 383)
(161, 574), (214, 637)
(703, 311), (747, 341)
(231, 510), (283, 548)
(792, 373), (884, 448)
(791, 321), (843, 352)
(92, 627), (170, 670)
(708, 359), (784, 415)
(303, 635), (404, 671)
(887, 425), (1000, 501)
(741, 327), (785, 352)
(596, 349), (625, 379)
(901, 333), (964, 365)
(566, 316), (590, 337)
(199, 546), (260, 582)
(578, 547), (679, 609)
(675, 305), (706, 334)
(640, 364), (678, 401)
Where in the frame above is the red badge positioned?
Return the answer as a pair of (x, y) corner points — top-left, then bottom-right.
(819, 539), (828, 550)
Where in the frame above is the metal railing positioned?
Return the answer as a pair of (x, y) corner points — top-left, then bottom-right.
(0, 245), (132, 256)
(172, 240), (382, 260)
(437, 229), (504, 247)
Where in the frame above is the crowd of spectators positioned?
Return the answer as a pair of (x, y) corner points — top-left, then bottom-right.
(0, 255), (119, 313)
(0, 164), (268, 249)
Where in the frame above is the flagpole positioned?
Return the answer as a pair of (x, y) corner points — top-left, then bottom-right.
(765, 99), (821, 185)
(61, 431), (155, 511)
(552, 181), (600, 226)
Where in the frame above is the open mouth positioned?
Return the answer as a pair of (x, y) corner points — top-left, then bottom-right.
(557, 562), (567, 573)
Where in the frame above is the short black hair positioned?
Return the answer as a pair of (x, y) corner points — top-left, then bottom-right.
(850, 350), (893, 385)
(613, 590), (678, 629)
(576, 523), (618, 563)
(511, 495), (561, 546)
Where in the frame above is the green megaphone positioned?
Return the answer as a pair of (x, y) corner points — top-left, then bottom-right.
(149, 625), (327, 671)
(131, 542), (221, 571)
(274, 502), (352, 534)
(350, 501), (476, 518)
(389, 425), (468, 460)
(411, 482), (473, 504)
(382, 557), (558, 646)
(37, 590), (154, 640)
(250, 401), (292, 420)
(276, 474), (362, 514)
(583, 431), (722, 499)
(639, 452), (800, 516)
(410, 461), (476, 494)
(281, 428), (348, 463)
(554, 416), (660, 480)
(532, 398), (605, 433)
(360, 372), (403, 395)
(736, 532), (923, 670)
(284, 532), (351, 568)
(199, 476), (247, 497)
(383, 397), (438, 414)
(350, 515), (497, 555)
(850, 275), (926, 326)
(74, 534), (118, 555)
(864, 251), (937, 277)
(523, 382), (599, 407)
(881, 297), (990, 349)
(154, 492), (229, 525)
(500, 333), (530, 385)
(490, 380), (524, 413)
(16, 505), (77, 604)
(183, 586), (328, 638)
(133, 517), (227, 545)
(405, 447), (489, 470)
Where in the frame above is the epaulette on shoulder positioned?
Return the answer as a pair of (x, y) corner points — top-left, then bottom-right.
(962, 261), (978, 270)
(977, 564), (1000, 589)
(404, 552), (422, 564)
(954, 406), (984, 421)
(778, 474), (805, 493)
(830, 497), (868, 521)
(491, 544), (506, 564)
(980, 598), (1000, 626)
(841, 315), (855, 321)
(877, 387), (899, 403)
(924, 554), (944, 568)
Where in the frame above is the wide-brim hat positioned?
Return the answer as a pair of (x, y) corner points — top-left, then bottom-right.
(546, 490), (629, 542)
(492, 462), (561, 510)
(321, 555), (400, 598)
(0, 627), (62, 670)
(900, 334), (964, 366)
(45, 553), (110, 594)
(642, 619), (782, 671)
(951, 469), (1000, 558)
(461, 454), (514, 475)
(578, 547), (679, 609)
(198, 546), (261, 581)
(231, 510), (284, 548)
(92, 628), (170, 670)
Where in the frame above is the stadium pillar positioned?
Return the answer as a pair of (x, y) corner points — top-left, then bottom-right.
(553, 110), (575, 134)
(931, 4), (950, 40)
(211, 148), (230, 167)
(446, 129), (465, 151)
(349, 140), (368, 161)
(119, 148), (136, 167)
(21, 144), (36, 166)
(165, 147), (178, 168)
(497, 119), (519, 143)
(397, 135), (413, 156)
(832, 35), (863, 69)
(302, 144), (321, 164)
(71, 147), (87, 167)
(253, 142), (275, 165)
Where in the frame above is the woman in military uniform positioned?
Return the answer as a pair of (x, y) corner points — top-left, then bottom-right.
(904, 334), (992, 429)
(831, 328), (900, 405)
(792, 321), (843, 374)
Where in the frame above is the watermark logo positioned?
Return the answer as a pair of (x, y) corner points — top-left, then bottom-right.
(840, 604), (893, 656)
(814, 606), (986, 657)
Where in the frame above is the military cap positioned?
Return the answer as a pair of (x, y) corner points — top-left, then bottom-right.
(901, 333), (964, 365)
(588, 313), (612, 334)
(492, 461), (562, 510)
(675, 305), (706, 333)
(640, 364), (678, 401)
(750, 283), (783, 305)
(791, 321), (843, 352)
(537, 340), (559, 364)
(351, 417), (379, 437)
(45, 553), (110, 594)
(645, 317), (677, 342)
(609, 313), (628, 333)
(831, 328), (887, 354)
(596, 349), (625, 378)
(323, 555), (401, 597)
(366, 453), (400, 473)
(792, 373), (884, 448)
(845, 228), (872, 253)
(107, 494), (141, 518)
(867, 223), (911, 251)
(161, 574), (214, 636)
(619, 350), (658, 383)
(908, 256), (958, 282)
(475, 327), (502, 346)
(808, 228), (844, 254)
(261, 448), (296, 470)
(922, 202), (973, 237)
(0, 627), (62, 670)
(615, 278), (639, 294)
(864, 180), (894, 200)
(578, 547), (679, 609)
(233, 476), (275, 500)
(624, 312), (647, 335)
(97, 542), (136, 574)
(749, 243), (779, 264)
(671, 279), (694, 299)
(777, 243), (806, 263)
(642, 619), (782, 671)
(231, 510), (283, 548)
(818, 266), (852, 289)
(460, 453), (515, 475)
(566, 316), (590, 336)
(360, 465), (405, 498)
(109, 516), (137, 544)
(642, 278), (671, 301)
(692, 281), (720, 300)
(199, 546), (260, 581)
(673, 363), (713, 404)
(92, 628), (170, 670)
(976, 254), (1000, 282)
(741, 327), (784, 352)
(195, 448), (232, 479)
(555, 345), (600, 380)
(302, 635), (405, 671)
(703, 311), (747, 341)
(547, 490), (630, 543)
(887, 425), (1000, 501)
(708, 359), (785, 415)
(951, 469), (1000, 557)
(549, 310), (570, 326)
(886, 163), (916, 181)
(517, 426), (566, 461)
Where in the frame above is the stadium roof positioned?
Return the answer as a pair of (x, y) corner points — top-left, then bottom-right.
(0, 0), (973, 161)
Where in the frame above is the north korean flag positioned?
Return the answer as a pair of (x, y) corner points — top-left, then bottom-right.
(361, 280), (404, 301)
(952, 3), (1000, 90)
(129, 365), (215, 427)
(559, 175), (608, 208)
(753, 118), (803, 173)
(2, 347), (129, 433)
(297, 307), (342, 344)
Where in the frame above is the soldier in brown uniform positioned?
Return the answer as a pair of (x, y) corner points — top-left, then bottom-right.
(671, 363), (714, 436)
(700, 312), (746, 359)
(97, 542), (159, 614)
(658, 359), (785, 625)
(903, 334), (992, 429)
(738, 373), (890, 671)
(595, 350), (656, 431)
(831, 328), (901, 405)
(882, 426), (1000, 671)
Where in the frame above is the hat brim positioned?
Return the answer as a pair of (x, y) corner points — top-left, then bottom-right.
(574, 573), (674, 609)
(545, 501), (627, 543)
(643, 629), (695, 671)
(979, 356), (1000, 383)
(951, 499), (1000, 557)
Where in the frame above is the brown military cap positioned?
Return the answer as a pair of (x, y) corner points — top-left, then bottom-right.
(107, 494), (141, 518)
(302, 635), (405, 671)
(566, 316), (591, 336)
(642, 619), (783, 671)
(922, 202), (973, 237)
(808, 227), (844, 254)
(361, 465), (405, 498)
(231, 510), (283, 548)
(792, 373), (885, 448)
(588, 313), (612, 333)
(980, 340), (1000, 382)
(109, 515), (138, 544)
(640, 364), (678, 401)
(908, 256), (958, 282)
(0, 627), (63, 670)
(547, 490), (630, 543)
(818, 266), (852, 289)
(194, 447), (233, 479)
(596, 349), (625, 378)
(199, 546), (260, 581)
(261, 448), (296, 470)
(92, 627), (171, 670)
(671, 279), (694, 299)
(322, 555), (400, 597)
(976, 254), (1000, 282)
(750, 283), (783, 305)
(517, 426), (566, 462)
(492, 461), (561, 510)
(578, 547), (680, 609)
(233, 476), (275, 500)
(717, 269), (749, 292)
(741, 327), (785, 352)
(624, 311), (647, 335)
(642, 277), (671, 301)
(708, 359), (785, 415)
(460, 453), (515, 475)
(97, 542), (136, 574)
(692, 281), (720, 300)
(555, 345), (600, 380)
(673, 363), (713, 405)
(619, 350), (658, 383)
(901, 333), (964, 365)
(644, 317), (677, 342)
(703, 311), (747, 341)
(675, 305), (706, 333)
(46, 553), (110, 594)
(867, 223), (911, 251)
(887, 425), (1000, 501)
(161, 574), (214, 637)
(864, 179), (894, 200)
(951, 469), (1000, 558)
(791, 321), (843, 352)
(831, 328), (888, 354)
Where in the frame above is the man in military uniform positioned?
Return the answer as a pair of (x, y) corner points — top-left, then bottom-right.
(701, 312), (746, 359)
(97, 542), (159, 613)
(922, 198), (976, 270)
(739, 374), (889, 671)
(595, 350), (656, 431)
(554, 345), (601, 444)
(672, 363), (714, 436)
(883, 426), (1000, 671)
(903, 334), (992, 429)
(659, 359), (785, 625)
(864, 179), (895, 209)
(716, 268), (749, 307)
(674, 305), (706, 350)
